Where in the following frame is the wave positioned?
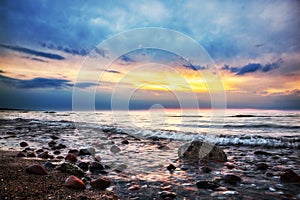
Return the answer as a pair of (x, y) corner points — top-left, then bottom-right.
(230, 114), (300, 118)
(223, 124), (300, 129)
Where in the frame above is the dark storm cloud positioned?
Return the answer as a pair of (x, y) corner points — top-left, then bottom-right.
(222, 60), (282, 76)
(0, 44), (65, 60)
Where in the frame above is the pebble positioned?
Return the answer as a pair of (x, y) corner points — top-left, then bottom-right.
(196, 180), (220, 189)
(53, 150), (61, 155)
(121, 140), (129, 144)
(254, 150), (272, 156)
(44, 161), (55, 170)
(16, 152), (26, 157)
(225, 163), (235, 169)
(65, 153), (77, 162)
(26, 164), (48, 175)
(20, 141), (28, 147)
(64, 175), (86, 190)
(90, 177), (111, 190)
(167, 164), (176, 172)
(50, 135), (60, 140)
(201, 166), (212, 173)
(68, 149), (79, 156)
(38, 151), (53, 159)
(79, 148), (91, 156)
(78, 162), (89, 171)
(160, 191), (176, 199)
(27, 152), (36, 157)
(89, 161), (104, 172)
(223, 174), (242, 185)
(114, 164), (127, 173)
(280, 169), (300, 183)
(128, 184), (141, 191)
(48, 140), (56, 147)
(59, 162), (85, 177)
(110, 145), (121, 153)
(256, 163), (268, 170)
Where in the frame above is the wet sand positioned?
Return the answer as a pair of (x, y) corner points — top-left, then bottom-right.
(0, 118), (300, 199)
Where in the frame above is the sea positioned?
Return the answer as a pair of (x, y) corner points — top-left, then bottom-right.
(1, 109), (300, 148)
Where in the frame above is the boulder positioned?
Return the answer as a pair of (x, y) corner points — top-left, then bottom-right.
(178, 141), (227, 162)
(59, 162), (85, 177)
(65, 175), (86, 190)
(26, 164), (48, 175)
(280, 169), (300, 183)
(90, 177), (111, 190)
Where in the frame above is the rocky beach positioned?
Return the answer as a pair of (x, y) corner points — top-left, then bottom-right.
(0, 112), (300, 200)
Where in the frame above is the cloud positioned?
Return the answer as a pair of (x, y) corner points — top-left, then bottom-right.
(182, 62), (206, 71)
(222, 60), (282, 75)
(0, 44), (65, 60)
(0, 75), (72, 89)
(22, 56), (49, 63)
(104, 70), (121, 74)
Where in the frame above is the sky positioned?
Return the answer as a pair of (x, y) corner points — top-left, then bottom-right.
(0, 0), (299, 110)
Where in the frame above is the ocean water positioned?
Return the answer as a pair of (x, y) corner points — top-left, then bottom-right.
(1, 109), (300, 148)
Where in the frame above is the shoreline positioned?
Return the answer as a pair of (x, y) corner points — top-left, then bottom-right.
(0, 118), (300, 199)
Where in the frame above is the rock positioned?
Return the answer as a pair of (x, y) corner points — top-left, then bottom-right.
(110, 145), (121, 153)
(114, 164), (127, 173)
(44, 161), (55, 170)
(90, 177), (111, 190)
(59, 162), (85, 177)
(178, 140), (227, 162)
(65, 153), (77, 162)
(78, 162), (89, 171)
(38, 151), (53, 159)
(90, 161), (104, 172)
(201, 166), (212, 173)
(223, 174), (242, 185)
(158, 144), (170, 150)
(20, 141), (28, 147)
(160, 191), (176, 199)
(225, 163), (235, 169)
(121, 140), (129, 144)
(36, 149), (44, 154)
(26, 164), (48, 175)
(50, 135), (60, 140)
(79, 148), (91, 156)
(94, 155), (101, 162)
(196, 180), (219, 189)
(280, 169), (300, 183)
(16, 152), (26, 157)
(254, 150), (272, 156)
(64, 175), (86, 190)
(167, 164), (176, 172)
(27, 152), (36, 157)
(256, 163), (268, 170)
(53, 150), (60, 155)
(68, 149), (79, 156)
(48, 140), (56, 147)
(128, 184), (141, 191)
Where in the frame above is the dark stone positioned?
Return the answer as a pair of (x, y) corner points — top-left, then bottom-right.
(20, 141), (28, 147)
(48, 140), (56, 147)
(50, 135), (60, 140)
(223, 174), (242, 185)
(36, 149), (44, 154)
(53, 150), (60, 155)
(59, 162), (85, 177)
(167, 164), (176, 171)
(58, 144), (67, 149)
(254, 150), (272, 156)
(65, 175), (86, 190)
(280, 169), (300, 183)
(90, 161), (104, 172)
(201, 166), (212, 173)
(90, 177), (111, 190)
(26, 164), (48, 175)
(178, 140), (227, 162)
(27, 152), (36, 157)
(44, 161), (55, 170)
(160, 191), (176, 199)
(79, 149), (91, 156)
(256, 163), (268, 170)
(121, 140), (129, 144)
(68, 149), (79, 156)
(78, 162), (89, 171)
(65, 153), (77, 162)
(16, 152), (26, 157)
(196, 180), (219, 189)
(225, 163), (235, 169)
(38, 151), (54, 159)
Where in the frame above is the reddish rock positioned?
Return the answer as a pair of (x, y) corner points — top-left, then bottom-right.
(20, 141), (28, 147)
(38, 151), (53, 159)
(128, 184), (141, 191)
(280, 169), (300, 183)
(68, 149), (80, 156)
(16, 152), (26, 157)
(26, 164), (48, 175)
(65, 175), (86, 190)
(90, 177), (111, 190)
(65, 153), (77, 162)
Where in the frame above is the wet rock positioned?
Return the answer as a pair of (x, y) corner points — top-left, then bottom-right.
(196, 180), (219, 189)
(26, 164), (48, 175)
(178, 140), (227, 162)
(254, 150), (272, 156)
(27, 152), (36, 157)
(225, 163), (235, 169)
(89, 161), (104, 172)
(64, 175), (86, 190)
(53, 150), (61, 155)
(201, 166), (212, 173)
(48, 140), (56, 147)
(158, 144), (170, 150)
(38, 151), (53, 159)
(223, 174), (242, 185)
(128, 184), (141, 191)
(90, 177), (111, 190)
(79, 148), (92, 156)
(114, 164), (127, 173)
(68, 149), (79, 156)
(59, 162), (85, 177)
(110, 145), (121, 153)
(256, 163), (268, 170)
(160, 191), (176, 199)
(78, 162), (89, 171)
(44, 161), (55, 170)
(36, 149), (44, 154)
(16, 152), (26, 157)
(65, 153), (77, 162)
(20, 141), (28, 147)
(94, 155), (101, 162)
(121, 140), (129, 144)
(50, 135), (60, 140)
(167, 164), (176, 172)
(280, 169), (300, 183)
